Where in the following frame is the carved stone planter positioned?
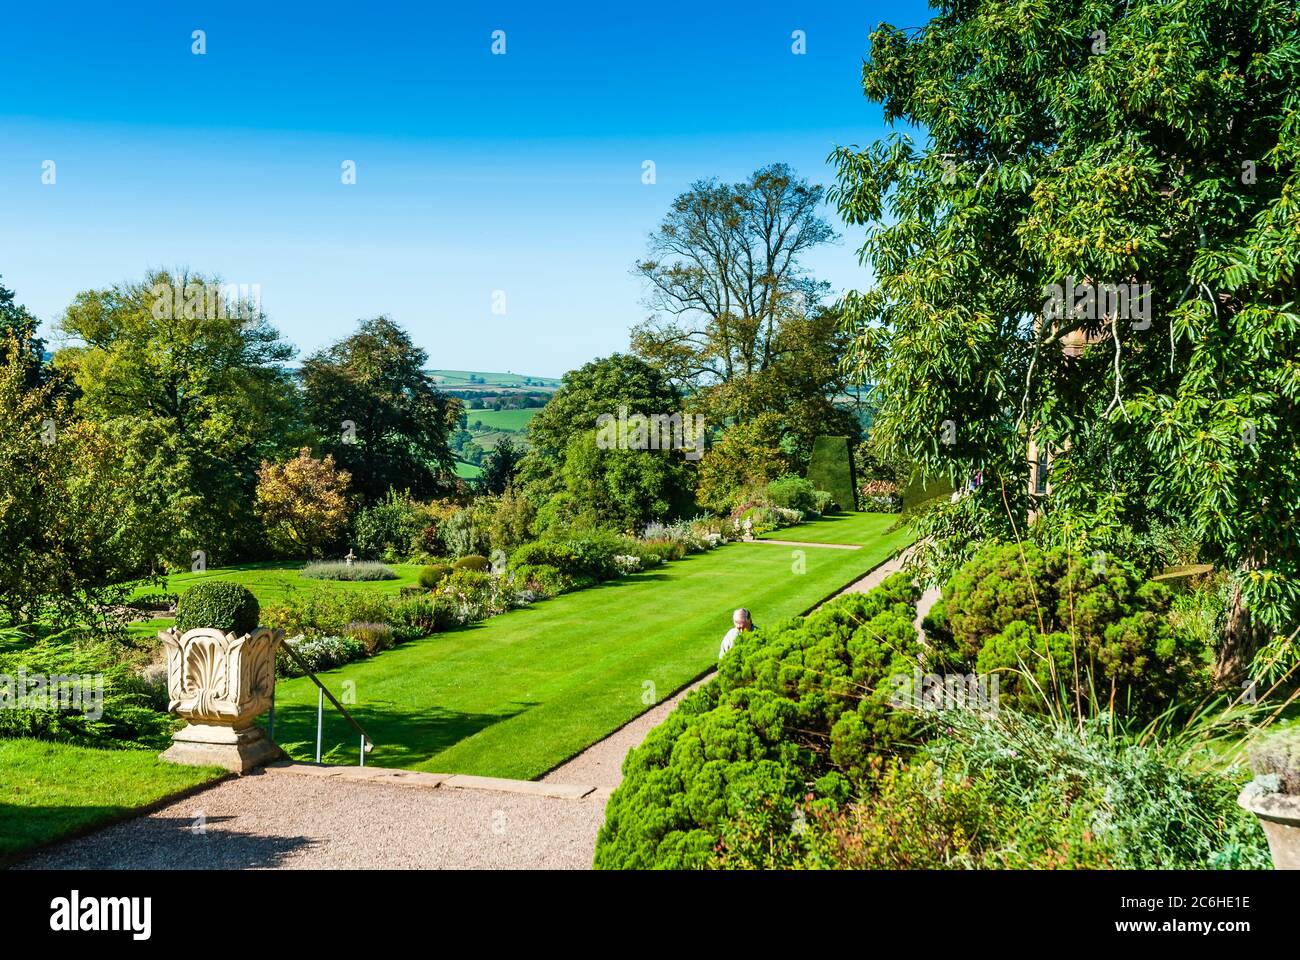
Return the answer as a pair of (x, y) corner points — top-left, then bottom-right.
(159, 626), (284, 774)
(1239, 784), (1300, 870)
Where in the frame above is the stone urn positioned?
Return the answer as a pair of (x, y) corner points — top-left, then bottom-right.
(1238, 781), (1300, 869)
(1239, 728), (1300, 869)
(159, 625), (284, 774)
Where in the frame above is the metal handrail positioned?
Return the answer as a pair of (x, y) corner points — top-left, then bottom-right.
(268, 639), (374, 766)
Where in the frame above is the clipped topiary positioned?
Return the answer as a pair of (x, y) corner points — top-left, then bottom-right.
(175, 581), (261, 636)
(806, 436), (856, 513)
(419, 563), (453, 589)
(453, 554), (491, 573)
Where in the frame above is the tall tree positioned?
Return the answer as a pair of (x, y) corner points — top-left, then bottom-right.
(56, 269), (301, 565)
(0, 276), (46, 388)
(478, 436), (524, 495)
(302, 317), (459, 503)
(832, 0), (1300, 684)
(518, 354), (695, 530)
(631, 164), (856, 461)
(0, 332), (175, 628)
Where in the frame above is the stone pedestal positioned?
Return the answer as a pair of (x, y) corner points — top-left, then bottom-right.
(1239, 786), (1300, 870)
(159, 626), (284, 774)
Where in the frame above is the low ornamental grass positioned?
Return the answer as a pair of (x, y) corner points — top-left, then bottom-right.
(300, 560), (398, 582)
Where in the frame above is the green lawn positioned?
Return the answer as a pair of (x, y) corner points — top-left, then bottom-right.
(145, 560), (425, 601)
(126, 561), (426, 639)
(466, 407), (538, 432)
(267, 528), (912, 779)
(0, 739), (224, 861)
(453, 459), (483, 479)
(758, 511), (903, 546)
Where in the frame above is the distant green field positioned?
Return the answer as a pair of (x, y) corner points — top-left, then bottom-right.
(466, 407), (538, 432)
(431, 369), (560, 388)
(454, 459), (483, 479)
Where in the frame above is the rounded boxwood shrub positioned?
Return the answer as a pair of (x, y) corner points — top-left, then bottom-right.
(594, 574), (926, 869)
(453, 554), (491, 573)
(927, 541), (1204, 718)
(764, 474), (818, 514)
(419, 563), (453, 589)
(175, 581), (260, 635)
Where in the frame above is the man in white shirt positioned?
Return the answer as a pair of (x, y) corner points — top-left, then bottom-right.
(718, 607), (754, 658)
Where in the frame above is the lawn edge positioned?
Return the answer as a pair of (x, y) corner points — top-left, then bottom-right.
(528, 536), (915, 782)
(1, 763), (234, 869)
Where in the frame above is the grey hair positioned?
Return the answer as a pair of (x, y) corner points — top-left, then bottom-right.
(733, 608), (752, 624)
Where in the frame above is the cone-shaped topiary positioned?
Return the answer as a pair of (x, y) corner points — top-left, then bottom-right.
(175, 581), (261, 636)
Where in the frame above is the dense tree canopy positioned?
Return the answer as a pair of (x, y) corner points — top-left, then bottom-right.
(518, 354), (695, 531)
(0, 276), (45, 389)
(833, 0), (1300, 680)
(55, 269), (301, 564)
(302, 316), (460, 504)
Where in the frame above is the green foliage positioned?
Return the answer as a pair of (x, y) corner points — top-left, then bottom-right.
(418, 564), (453, 590)
(764, 475), (819, 514)
(344, 620), (395, 655)
(174, 582), (260, 635)
(477, 436), (525, 495)
(302, 317), (458, 503)
(629, 165), (858, 464)
(930, 541), (1203, 718)
(55, 268), (301, 564)
(300, 561), (397, 582)
(716, 758), (1115, 869)
(261, 589), (391, 640)
(717, 710), (1268, 869)
(695, 412), (789, 515)
(511, 537), (603, 583)
(387, 594), (458, 641)
(831, 0), (1300, 668)
(508, 563), (574, 599)
(0, 275), (46, 388)
(806, 436), (856, 512)
(1249, 727), (1300, 795)
(352, 490), (437, 562)
(518, 354), (696, 531)
(486, 486), (536, 558)
(0, 636), (177, 750)
(811, 490), (837, 515)
(440, 507), (488, 559)
(594, 577), (926, 869)
(278, 633), (367, 677)
(0, 335), (170, 630)
(453, 554), (491, 573)
(924, 711), (1270, 870)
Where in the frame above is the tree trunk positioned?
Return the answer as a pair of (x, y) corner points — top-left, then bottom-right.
(1215, 569), (1263, 690)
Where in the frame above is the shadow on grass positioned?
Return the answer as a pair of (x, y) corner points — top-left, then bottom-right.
(265, 699), (533, 769)
(6, 804), (315, 869)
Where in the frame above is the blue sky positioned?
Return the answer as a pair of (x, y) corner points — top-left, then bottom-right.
(0, 1), (934, 377)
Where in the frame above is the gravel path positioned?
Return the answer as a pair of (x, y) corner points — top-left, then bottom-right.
(836, 544), (914, 595)
(541, 676), (711, 789)
(16, 766), (606, 870)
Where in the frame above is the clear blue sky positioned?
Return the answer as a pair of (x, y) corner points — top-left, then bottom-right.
(0, 1), (934, 377)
